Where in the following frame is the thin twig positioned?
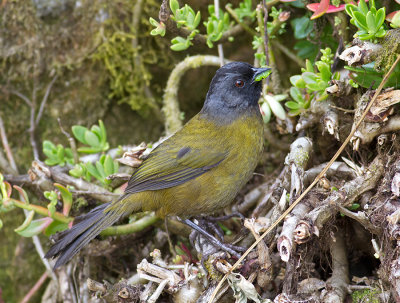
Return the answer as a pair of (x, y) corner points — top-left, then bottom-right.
(0, 114), (18, 173)
(58, 118), (79, 164)
(35, 75), (58, 126)
(9, 90), (32, 107)
(262, 0), (269, 67)
(208, 53), (400, 303)
(19, 272), (49, 303)
(30, 72), (39, 160)
(214, 0), (224, 66)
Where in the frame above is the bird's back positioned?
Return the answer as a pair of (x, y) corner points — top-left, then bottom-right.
(125, 108), (264, 218)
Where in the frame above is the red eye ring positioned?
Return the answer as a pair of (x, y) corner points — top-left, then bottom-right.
(235, 79), (244, 88)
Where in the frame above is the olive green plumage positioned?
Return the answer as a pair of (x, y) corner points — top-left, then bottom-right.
(45, 62), (271, 269)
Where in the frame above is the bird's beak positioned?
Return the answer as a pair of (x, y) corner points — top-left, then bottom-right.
(251, 67), (272, 83)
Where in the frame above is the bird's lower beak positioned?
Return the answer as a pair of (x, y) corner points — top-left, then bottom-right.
(251, 67), (272, 83)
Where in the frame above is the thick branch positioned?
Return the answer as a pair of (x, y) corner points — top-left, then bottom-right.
(322, 227), (349, 303)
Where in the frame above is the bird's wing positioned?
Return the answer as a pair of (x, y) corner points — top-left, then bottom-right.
(123, 141), (227, 194)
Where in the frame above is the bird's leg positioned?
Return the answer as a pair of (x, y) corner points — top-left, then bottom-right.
(204, 220), (225, 241)
(204, 211), (245, 222)
(181, 218), (243, 259)
(164, 217), (176, 255)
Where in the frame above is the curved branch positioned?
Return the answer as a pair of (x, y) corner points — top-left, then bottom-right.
(101, 213), (159, 236)
(162, 55), (223, 134)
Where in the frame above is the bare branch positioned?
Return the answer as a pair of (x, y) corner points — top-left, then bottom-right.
(35, 74), (58, 126)
(9, 89), (32, 107)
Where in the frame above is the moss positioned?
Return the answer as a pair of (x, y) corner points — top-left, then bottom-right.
(0, 212), (45, 303)
(351, 288), (380, 303)
(375, 29), (400, 72)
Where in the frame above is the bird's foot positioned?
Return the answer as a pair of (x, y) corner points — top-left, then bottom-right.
(181, 218), (245, 260)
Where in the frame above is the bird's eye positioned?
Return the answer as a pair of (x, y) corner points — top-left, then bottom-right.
(235, 79), (245, 88)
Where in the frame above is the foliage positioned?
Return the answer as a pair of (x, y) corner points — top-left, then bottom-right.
(43, 120), (119, 187)
(204, 5), (232, 48)
(345, 63), (400, 89)
(285, 48), (339, 116)
(234, 0), (256, 21)
(260, 94), (287, 123)
(71, 155), (119, 187)
(0, 176), (72, 237)
(351, 288), (380, 303)
(291, 17), (337, 62)
(345, 0), (386, 41)
(72, 120), (109, 154)
(42, 141), (74, 166)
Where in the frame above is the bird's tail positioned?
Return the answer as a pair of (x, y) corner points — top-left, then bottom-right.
(45, 202), (126, 269)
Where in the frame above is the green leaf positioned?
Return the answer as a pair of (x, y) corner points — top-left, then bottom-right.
(69, 163), (85, 178)
(375, 28), (386, 37)
(170, 0), (179, 14)
(86, 162), (102, 181)
(291, 16), (313, 39)
(285, 101), (301, 110)
(193, 11), (201, 28)
(171, 42), (190, 51)
(54, 183), (72, 216)
(149, 17), (159, 27)
(288, 108), (303, 116)
(14, 210), (35, 233)
(95, 161), (106, 179)
(366, 11), (377, 32)
(345, 4), (356, 17)
(359, 0), (368, 15)
(353, 11), (368, 30)
(71, 125), (87, 143)
(289, 87), (304, 104)
(316, 62), (332, 81)
(44, 221), (69, 237)
(84, 131), (100, 148)
(302, 72), (318, 84)
(305, 59), (314, 73)
(260, 102), (271, 123)
(265, 95), (286, 120)
(15, 218), (53, 237)
(294, 40), (319, 61)
(104, 155), (114, 176)
(43, 140), (55, 151)
(290, 75), (302, 86)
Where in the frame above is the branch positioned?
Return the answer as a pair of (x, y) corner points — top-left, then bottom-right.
(9, 89), (32, 107)
(304, 155), (384, 236)
(0, 114), (18, 174)
(321, 227), (349, 303)
(352, 115), (400, 148)
(100, 213), (159, 236)
(20, 272), (49, 303)
(35, 75), (58, 127)
(162, 55), (223, 134)
(339, 39), (382, 66)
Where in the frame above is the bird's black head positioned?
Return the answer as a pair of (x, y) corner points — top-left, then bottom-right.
(201, 62), (271, 122)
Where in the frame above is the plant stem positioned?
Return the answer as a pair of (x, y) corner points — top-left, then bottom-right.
(7, 198), (72, 223)
(101, 213), (159, 236)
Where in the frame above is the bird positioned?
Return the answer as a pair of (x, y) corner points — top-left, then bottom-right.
(45, 62), (271, 269)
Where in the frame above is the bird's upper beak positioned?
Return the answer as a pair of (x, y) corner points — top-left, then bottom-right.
(251, 67), (272, 83)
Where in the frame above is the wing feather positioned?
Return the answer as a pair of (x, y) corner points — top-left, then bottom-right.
(124, 141), (226, 194)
